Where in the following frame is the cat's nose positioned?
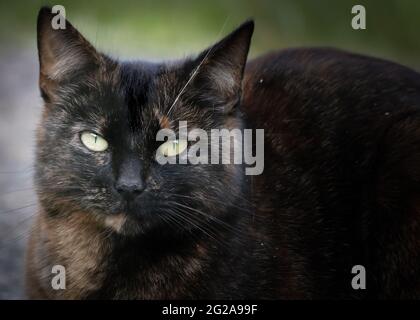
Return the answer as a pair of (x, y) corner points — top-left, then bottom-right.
(115, 155), (146, 200)
(115, 180), (146, 199)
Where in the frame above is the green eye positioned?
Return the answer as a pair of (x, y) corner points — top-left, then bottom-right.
(80, 132), (108, 152)
(157, 139), (187, 157)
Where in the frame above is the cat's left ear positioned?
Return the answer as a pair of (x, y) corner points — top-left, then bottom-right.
(189, 20), (254, 113)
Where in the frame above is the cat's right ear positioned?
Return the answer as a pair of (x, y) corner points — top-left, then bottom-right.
(37, 7), (103, 101)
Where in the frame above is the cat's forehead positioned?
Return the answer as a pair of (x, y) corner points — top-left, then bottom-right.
(116, 61), (181, 127)
(60, 59), (205, 136)
(114, 60), (203, 129)
(73, 62), (167, 119)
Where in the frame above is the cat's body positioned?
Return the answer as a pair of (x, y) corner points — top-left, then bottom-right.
(26, 8), (420, 299)
(244, 48), (420, 298)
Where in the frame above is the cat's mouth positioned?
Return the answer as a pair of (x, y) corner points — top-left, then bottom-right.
(101, 196), (160, 235)
(121, 197), (147, 217)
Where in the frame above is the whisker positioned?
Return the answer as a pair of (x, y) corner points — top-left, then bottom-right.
(0, 203), (38, 215)
(168, 205), (230, 247)
(0, 214), (35, 247)
(0, 187), (35, 197)
(179, 208), (244, 246)
(168, 193), (251, 214)
(166, 16), (230, 118)
(169, 206), (217, 238)
(170, 200), (249, 238)
(0, 166), (35, 175)
(160, 209), (193, 235)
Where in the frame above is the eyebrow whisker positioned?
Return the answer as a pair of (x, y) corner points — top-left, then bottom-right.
(166, 16), (230, 117)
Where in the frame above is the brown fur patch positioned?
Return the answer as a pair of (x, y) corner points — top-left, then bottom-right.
(104, 213), (127, 233)
(154, 109), (172, 129)
(26, 210), (112, 299)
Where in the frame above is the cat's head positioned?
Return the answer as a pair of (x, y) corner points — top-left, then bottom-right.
(35, 7), (253, 237)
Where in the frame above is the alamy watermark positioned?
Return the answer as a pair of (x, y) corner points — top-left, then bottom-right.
(351, 5), (366, 30)
(155, 121), (264, 176)
(351, 265), (366, 290)
(51, 5), (66, 30)
(51, 265), (66, 290)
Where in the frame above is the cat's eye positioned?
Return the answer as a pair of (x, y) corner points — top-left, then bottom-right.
(80, 132), (108, 152)
(157, 139), (188, 157)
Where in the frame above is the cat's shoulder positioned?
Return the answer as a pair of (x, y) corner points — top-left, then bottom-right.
(245, 47), (420, 83)
(242, 47), (420, 120)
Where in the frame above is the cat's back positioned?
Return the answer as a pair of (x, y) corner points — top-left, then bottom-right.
(243, 47), (420, 131)
(242, 47), (420, 175)
(242, 48), (420, 193)
(241, 48), (420, 298)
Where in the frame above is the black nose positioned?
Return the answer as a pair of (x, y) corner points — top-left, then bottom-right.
(115, 155), (146, 200)
(115, 181), (146, 199)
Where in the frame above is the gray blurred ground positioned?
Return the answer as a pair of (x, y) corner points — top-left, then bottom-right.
(0, 42), (40, 299)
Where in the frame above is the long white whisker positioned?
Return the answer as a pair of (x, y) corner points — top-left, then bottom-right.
(166, 16), (230, 117)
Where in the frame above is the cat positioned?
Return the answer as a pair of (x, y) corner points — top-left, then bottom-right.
(26, 6), (420, 299)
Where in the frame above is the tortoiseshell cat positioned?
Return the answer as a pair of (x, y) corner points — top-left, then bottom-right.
(26, 7), (420, 299)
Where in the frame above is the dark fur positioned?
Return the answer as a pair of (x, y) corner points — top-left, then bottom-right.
(27, 7), (420, 299)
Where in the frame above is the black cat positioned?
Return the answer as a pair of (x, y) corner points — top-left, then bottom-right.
(26, 7), (420, 299)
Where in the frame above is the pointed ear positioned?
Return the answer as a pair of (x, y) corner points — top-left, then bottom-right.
(190, 20), (254, 112)
(37, 7), (103, 100)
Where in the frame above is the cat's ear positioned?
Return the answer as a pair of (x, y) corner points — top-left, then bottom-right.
(37, 7), (103, 100)
(190, 20), (254, 113)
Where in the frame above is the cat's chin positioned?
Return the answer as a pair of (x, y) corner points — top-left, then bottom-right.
(100, 209), (170, 237)
(103, 213), (129, 233)
(101, 213), (142, 236)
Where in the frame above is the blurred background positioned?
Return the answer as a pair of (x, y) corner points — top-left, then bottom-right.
(1, 0), (420, 299)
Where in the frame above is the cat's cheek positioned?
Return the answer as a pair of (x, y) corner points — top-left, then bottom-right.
(96, 153), (111, 167)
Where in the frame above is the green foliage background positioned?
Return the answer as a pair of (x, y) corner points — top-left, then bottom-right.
(1, 0), (419, 66)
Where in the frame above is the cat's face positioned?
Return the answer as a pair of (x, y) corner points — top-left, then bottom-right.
(35, 8), (253, 236)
